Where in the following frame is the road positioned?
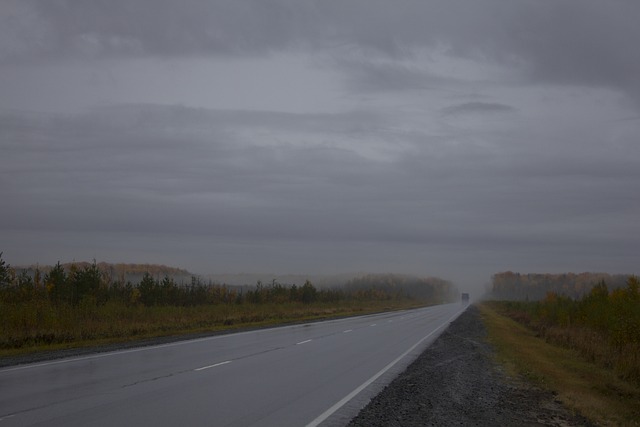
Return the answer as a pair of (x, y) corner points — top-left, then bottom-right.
(0, 303), (465, 426)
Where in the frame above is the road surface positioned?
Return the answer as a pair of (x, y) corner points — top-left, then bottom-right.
(0, 303), (465, 426)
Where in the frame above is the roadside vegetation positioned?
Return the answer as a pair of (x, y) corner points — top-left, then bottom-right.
(488, 276), (640, 385)
(0, 253), (456, 355)
(482, 275), (640, 425)
(490, 271), (630, 301)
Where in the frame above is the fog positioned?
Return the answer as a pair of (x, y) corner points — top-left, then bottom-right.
(2, 1), (639, 293)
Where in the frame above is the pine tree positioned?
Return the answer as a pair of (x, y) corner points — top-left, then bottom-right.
(0, 252), (11, 287)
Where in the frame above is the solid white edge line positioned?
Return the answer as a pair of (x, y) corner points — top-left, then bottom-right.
(194, 360), (232, 371)
(305, 308), (464, 427)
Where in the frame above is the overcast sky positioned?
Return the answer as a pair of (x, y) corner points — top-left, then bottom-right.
(1, 0), (639, 290)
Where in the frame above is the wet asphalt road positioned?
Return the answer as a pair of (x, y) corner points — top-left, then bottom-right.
(0, 303), (464, 427)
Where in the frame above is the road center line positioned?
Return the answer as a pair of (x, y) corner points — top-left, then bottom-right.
(194, 360), (232, 371)
(296, 339), (312, 345)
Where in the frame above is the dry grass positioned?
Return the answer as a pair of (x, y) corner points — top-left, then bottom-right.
(0, 299), (425, 357)
(479, 302), (640, 426)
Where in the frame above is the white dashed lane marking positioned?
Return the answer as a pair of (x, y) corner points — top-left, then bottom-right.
(194, 361), (232, 371)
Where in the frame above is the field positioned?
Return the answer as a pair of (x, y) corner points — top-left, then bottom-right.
(0, 298), (429, 356)
(0, 257), (455, 356)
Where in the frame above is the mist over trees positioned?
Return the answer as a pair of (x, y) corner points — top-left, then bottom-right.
(0, 254), (459, 309)
(489, 272), (630, 301)
(0, 253), (462, 351)
(345, 274), (457, 303)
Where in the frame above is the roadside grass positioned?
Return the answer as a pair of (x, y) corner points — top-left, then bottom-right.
(479, 302), (640, 426)
(0, 300), (426, 358)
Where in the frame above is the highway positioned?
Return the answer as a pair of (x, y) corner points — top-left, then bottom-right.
(0, 303), (465, 426)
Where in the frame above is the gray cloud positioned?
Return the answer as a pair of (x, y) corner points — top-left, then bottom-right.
(2, 1), (639, 108)
(441, 102), (516, 116)
(4, 1), (639, 82)
(1, 1), (639, 287)
(2, 101), (638, 285)
(335, 57), (456, 94)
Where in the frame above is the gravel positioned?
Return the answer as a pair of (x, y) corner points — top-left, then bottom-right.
(347, 305), (595, 427)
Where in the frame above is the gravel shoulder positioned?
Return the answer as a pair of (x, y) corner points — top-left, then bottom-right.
(347, 304), (595, 427)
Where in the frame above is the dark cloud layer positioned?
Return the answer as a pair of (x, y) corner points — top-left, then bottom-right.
(3, 1), (640, 101)
(1, 1), (639, 288)
(442, 102), (516, 116)
(2, 102), (638, 284)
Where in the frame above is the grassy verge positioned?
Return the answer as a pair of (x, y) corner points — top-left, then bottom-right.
(0, 299), (426, 358)
(479, 302), (640, 426)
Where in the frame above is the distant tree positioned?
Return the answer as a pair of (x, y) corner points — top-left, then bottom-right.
(248, 281), (264, 304)
(301, 280), (317, 304)
(609, 276), (640, 347)
(71, 260), (102, 305)
(160, 276), (176, 304)
(0, 252), (10, 287)
(138, 272), (158, 306)
(45, 262), (68, 303)
(17, 270), (33, 288)
(579, 280), (610, 330)
(289, 284), (299, 302)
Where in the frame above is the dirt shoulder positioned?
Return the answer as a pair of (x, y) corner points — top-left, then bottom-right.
(347, 305), (595, 427)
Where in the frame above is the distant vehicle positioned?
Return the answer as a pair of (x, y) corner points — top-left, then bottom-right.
(461, 293), (470, 303)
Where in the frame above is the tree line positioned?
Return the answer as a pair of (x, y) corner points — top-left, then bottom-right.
(491, 276), (640, 384)
(345, 273), (457, 302)
(0, 254), (456, 308)
(489, 271), (630, 301)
